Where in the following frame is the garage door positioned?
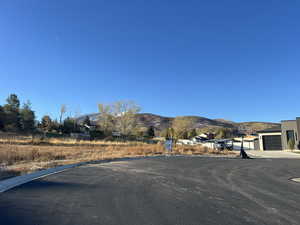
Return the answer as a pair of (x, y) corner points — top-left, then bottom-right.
(263, 135), (282, 150)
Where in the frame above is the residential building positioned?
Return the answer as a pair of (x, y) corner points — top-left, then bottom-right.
(257, 127), (282, 151)
(257, 117), (300, 151)
(281, 118), (300, 150)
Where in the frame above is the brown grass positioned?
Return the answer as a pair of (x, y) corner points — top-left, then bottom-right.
(0, 136), (150, 146)
(0, 138), (236, 180)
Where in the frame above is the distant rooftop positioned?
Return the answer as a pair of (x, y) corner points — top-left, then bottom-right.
(257, 126), (282, 133)
(281, 117), (300, 122)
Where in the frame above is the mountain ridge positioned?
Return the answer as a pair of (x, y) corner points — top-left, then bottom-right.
(77, 113), (279, 134)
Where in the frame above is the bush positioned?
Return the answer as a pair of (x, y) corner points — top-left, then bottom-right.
(288, 139), (295, 150)
(90, 130), (105, 140)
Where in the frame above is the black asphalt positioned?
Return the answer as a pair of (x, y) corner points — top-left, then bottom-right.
(1, 156), (300, 225)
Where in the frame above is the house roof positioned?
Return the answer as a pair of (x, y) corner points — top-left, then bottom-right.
(257, 126), (281, 134)
(281, 120), (296, 123)
(234, 135), (258, 141)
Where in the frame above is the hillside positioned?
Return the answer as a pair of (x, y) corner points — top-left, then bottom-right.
(77, 113), (279, 134)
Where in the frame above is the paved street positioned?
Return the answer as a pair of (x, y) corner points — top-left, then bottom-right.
(1, 156), (300, 225)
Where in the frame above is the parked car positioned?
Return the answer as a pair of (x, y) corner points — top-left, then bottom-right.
(213, 139), (233, 150)
(225, 140), (233, 150)
(214, 140), (226, 150)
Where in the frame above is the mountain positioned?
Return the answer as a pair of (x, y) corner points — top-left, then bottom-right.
(77, 113), (279, 134)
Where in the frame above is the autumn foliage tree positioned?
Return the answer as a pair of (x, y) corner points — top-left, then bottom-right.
(172, 116), (197, 140)
(41, 115), (53, 133)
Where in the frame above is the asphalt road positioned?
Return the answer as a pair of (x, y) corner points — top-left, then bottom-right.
(1, 156), (300, 225)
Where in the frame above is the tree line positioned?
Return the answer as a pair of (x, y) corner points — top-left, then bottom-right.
(39, 101), (155, 139)
(0, 94), (35, 133)
(0, 94), (155, 139)
(0, 94), (236, 140)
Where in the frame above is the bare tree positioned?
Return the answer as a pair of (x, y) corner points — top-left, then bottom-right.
(98, 101), (141, 136)
(98, 103), (114, 135)
(113, 101), (141, 136)
(58, 104), (67, 134)
(74, 107), (81, 119)
(59, 104), (67, 124)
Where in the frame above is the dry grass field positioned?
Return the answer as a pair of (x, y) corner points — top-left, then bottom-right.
(0, 136), (236, 180)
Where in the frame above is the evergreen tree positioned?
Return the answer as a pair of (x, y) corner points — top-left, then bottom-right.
(3, 94), (21, 131)
(20, 101), (35, 133)
(0, 105), (4, 130)
(62, 117), (79, 134)
(83, 116), (91, 126)
(146, 126), (155, 138)
(51, 119), (60, 133)
(6, 94), (20, 110)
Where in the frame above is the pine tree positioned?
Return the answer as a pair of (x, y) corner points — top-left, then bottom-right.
(6, 94), (20, 109)
(51, 119), (60, 133)
(83, 116), (91, 126)
(3, 94), (21, 131)
(20, 101), (35, 133)
(62, 117), (78, 134)
(0, 105), (4, 130)
(146, 126), (155, 138)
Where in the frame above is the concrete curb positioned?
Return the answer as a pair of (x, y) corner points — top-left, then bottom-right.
(0, 162), (89, 193)
(291, 178), (300, 183)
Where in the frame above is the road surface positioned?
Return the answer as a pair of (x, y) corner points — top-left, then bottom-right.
(1, 156), (300, 225)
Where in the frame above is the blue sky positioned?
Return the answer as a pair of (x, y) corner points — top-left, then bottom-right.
(0, 0), (300, 122)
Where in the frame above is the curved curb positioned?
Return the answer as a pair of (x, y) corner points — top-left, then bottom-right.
(0, 162), (88, 193)
(291, 178), (300, 183)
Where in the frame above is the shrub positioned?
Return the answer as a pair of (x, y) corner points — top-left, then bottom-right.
(288, 139), (295, 150)
(90, 130), (105, 140)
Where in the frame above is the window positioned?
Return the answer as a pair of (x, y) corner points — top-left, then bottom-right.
(286, 130), (295, 142)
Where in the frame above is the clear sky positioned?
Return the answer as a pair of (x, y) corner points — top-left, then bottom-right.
(0, 0), (299, 122)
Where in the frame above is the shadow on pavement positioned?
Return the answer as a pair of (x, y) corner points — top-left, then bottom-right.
(9, 179), (85, 192)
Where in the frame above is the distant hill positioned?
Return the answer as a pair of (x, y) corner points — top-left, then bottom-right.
(214, 119), (235, 124)
(77, 113), (279, 134)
